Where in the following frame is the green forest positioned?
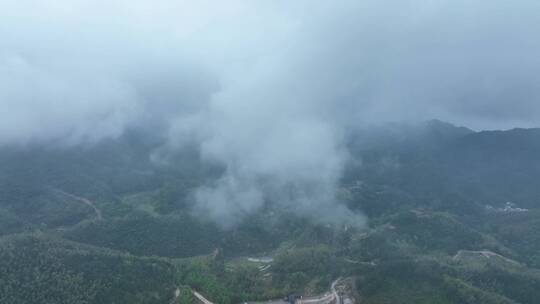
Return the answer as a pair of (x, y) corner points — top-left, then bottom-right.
(2, 122), (540, 303)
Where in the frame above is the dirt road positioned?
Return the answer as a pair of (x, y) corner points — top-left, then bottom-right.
(55, 189), (103, 220)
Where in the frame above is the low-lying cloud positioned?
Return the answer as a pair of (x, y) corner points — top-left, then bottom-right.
(1, 0), (539, 227)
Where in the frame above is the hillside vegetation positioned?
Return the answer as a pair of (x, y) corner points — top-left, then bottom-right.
(2, 122), (540, 303)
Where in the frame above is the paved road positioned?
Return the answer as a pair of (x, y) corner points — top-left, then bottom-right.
(331, 278), (341, 303)
(193, 290), (215, 304)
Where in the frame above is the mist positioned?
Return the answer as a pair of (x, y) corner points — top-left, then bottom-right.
(2, 0), (540, 227)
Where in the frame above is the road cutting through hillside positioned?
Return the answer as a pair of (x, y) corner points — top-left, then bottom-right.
(193, 277), (343, 304)
(55, 189), (103, 220)
(192, 290), (215, 304)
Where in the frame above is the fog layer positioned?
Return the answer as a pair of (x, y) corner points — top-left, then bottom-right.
(2, 0), (539, 226)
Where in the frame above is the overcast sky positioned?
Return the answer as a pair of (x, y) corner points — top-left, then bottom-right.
(1, 0), (539, 226)
(2, 0), (539, 145)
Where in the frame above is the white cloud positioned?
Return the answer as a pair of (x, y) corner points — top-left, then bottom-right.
(1, 0), (539, 225)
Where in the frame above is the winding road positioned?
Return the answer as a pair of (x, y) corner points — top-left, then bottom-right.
(54, 189), (103, 220)
(193, 278), (343, 304)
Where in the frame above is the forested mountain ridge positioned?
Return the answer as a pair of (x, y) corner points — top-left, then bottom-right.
(2, 121), (540, 303)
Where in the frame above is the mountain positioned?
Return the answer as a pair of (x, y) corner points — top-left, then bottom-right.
(1, 121), (540, 303)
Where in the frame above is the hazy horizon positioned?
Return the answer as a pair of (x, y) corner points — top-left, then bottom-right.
(2, 0), (539, 227)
